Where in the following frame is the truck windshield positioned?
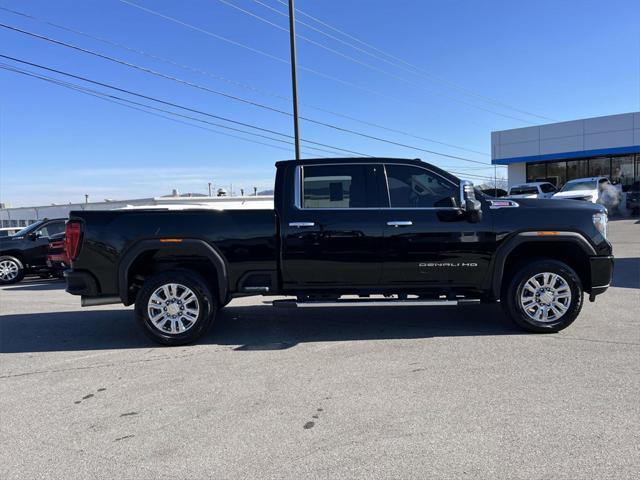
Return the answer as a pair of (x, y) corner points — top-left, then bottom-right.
(560, 180), (597, 192)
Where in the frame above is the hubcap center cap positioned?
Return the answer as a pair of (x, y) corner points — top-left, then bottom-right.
(167, 303), (180, 315)
(539, 290), (554, 305)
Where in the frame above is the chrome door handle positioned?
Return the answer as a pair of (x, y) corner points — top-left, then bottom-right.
(387, 220), (413, 227)
(289, 222), (315, 227)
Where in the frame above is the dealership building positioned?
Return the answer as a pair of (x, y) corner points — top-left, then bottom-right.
(492, 112), (640, 190)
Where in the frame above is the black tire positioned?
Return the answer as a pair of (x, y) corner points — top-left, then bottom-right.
(0, 256), (25, 285)
(503, 259), (583, 333)
(135, 270), (216, 346)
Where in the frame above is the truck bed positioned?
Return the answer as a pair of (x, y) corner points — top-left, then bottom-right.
(69, 208), (278, 295)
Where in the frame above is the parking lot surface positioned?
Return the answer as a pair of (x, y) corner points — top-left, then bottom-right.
(1, 219), (638, 479)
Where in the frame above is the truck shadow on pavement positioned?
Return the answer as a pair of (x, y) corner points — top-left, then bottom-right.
(610, 257), (640, 289)
(0, 304), (521, 353)
(2, 279), (66, 291)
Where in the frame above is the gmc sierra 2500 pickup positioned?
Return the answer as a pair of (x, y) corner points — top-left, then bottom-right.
(64, 158), (614, 345)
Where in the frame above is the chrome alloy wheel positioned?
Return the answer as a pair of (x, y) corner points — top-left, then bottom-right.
(147, 283), (200, 334)
(519, 272), (572, 323)
(0, 260), (19, 282)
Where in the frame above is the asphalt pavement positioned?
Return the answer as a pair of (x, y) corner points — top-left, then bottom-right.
(1, 218), (638, 479)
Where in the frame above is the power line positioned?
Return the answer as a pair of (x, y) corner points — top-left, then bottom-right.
(0, 62), (344, 158)
(0, 5), (490, 157)
(0, 60), (501, 182)
(2, 23), (504, 167)
(115, 0), (533, 125)
(113, 0), (396, 102)
(213, 0), (539, 124)
(271, 0), (553, 122)
(0, 54), (371, 157)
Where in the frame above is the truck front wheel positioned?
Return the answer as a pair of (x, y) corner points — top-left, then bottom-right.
(504, 259), (583, 333)
(135, 270), (216, 346)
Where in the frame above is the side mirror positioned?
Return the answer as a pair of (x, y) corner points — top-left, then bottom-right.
(27, 232), (39, 240)
(459, 181), (483, 223)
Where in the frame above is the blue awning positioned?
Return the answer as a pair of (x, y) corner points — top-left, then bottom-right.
(492, 145), (640, 165)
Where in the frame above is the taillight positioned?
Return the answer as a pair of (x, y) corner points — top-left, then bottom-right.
(65, 221), (82, 261)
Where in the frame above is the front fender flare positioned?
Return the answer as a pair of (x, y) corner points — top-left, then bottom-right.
(489, 231), (596, 299)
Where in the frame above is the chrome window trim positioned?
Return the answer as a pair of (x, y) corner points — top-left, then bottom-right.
(294, 162), (461, 211)
(293, 166), (302, 209)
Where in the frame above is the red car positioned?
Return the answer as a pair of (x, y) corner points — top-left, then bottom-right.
(46, 233), (70, 278)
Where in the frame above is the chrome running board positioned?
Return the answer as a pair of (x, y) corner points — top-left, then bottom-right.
(272, 298), (480, 308)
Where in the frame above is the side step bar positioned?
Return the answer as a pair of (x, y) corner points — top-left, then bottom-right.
(272, 298), (480, 308)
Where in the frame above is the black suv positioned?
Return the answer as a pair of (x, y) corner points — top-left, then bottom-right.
(0, 218), (66, 284)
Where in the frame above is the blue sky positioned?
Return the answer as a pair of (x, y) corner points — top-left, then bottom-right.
(1, 0), (638, 206)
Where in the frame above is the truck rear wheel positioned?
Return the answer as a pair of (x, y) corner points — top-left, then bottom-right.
(135, 270), (216, 346)
(504, 259), (583, 333)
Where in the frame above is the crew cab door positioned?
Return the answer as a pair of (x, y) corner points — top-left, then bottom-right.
(380, 164), (492, 288)
(280, 163), (383, 287)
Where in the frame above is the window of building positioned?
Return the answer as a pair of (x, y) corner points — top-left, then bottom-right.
(384, 164), (457, 208)
(566, 159), (589, 181)
(589, 157), (610, 177)
(526, 163), (547, 183)
(611, 155), (635, 191)
(302, 165), (371, 208)
(546, 161), (567, 187)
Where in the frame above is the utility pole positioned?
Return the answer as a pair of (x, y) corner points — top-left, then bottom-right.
(208, 182), (212, 197)
(84, 194), (89, 204)
(288, 0), (301, 160)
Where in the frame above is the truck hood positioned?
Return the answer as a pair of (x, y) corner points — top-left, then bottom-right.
(501, 197), (605, 213)
(552, 189), (596, 200)
(507, 193), (538, 199)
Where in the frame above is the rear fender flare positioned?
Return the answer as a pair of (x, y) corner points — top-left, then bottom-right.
(118, 239), (228, 305)
(490, 231), (596, 299)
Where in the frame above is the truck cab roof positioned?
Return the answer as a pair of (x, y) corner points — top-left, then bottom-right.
(275, 157), (460, 184)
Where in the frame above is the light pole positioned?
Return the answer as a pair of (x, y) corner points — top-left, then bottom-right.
(288, 0), (301, 160)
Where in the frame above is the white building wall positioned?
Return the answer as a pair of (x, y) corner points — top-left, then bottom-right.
(492, 112), (640, 162)
(507, 163), (526, 186)
(0, 196), (274, 227)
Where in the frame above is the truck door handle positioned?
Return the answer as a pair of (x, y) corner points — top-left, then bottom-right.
(289, 222), (315, 227)
(387, 220), (413, 227)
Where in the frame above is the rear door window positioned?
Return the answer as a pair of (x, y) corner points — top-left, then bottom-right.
(302, 164), (375, 208)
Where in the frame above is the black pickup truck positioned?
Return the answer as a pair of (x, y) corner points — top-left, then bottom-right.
(65, 158), (614, 345)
